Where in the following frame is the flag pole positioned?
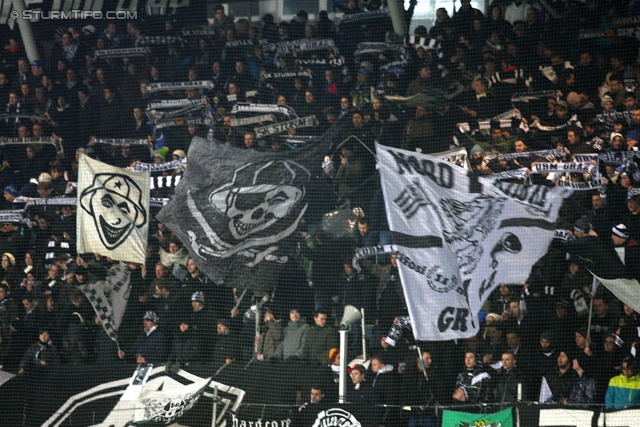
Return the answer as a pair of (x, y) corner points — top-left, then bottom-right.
(586, 276), (598, 340)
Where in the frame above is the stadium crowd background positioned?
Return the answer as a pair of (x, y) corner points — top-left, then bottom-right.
(1, 0), (640, 424)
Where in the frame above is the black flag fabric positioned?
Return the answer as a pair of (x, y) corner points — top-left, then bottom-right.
(156, 122), (345, 290)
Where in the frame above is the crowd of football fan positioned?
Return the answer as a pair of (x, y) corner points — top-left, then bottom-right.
(1, 0), (640, 421)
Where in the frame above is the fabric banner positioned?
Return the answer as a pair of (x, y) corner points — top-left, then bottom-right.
(231, 103), (296, 117)
(77, 264), (131, 345)
(531, 162), (595, 174)
(579, 28), (637, 39)
(94, 48), (147, 58)
(594, 275), (640, 314)
(179, 29), (218, 37)
(255, 116), (318, 138)
(156, 119), (341, 289)
(145, 81), (214, 94)
(431, 147), (472, 171)
(511, 90), (558, 103)
(487, 168), (530, 183)
(297, 58), (345, 67)
(132, 377), (211, 425)
(0, 113), (50, 122)
(135, 35), (180, 46)
(599, 151), (640, 164)
(150, 175), (183, 190)
(519, 405), (595, 427)
(262, 71), (312, 80)
(441, 407), (513, 427)
(266, 38), (336, 54)
(556, 178), (603, 190)
(24, 197), (76, 208)
(155, 116), (214, 130)
(0, 136), (63, 155)
(77, 155), (150, 264)
(595, 111), (633, 123)
(133, 158), (187, 172)
(147, 98), (207, 110)
(377, 144), (570, 340)
(147, 100), (208, 120)
(334, 7), (390, 26)
(231, 114), (276, 127)
(225, 39), (258, 48)
(354, 42), (406, 56)
(0, 210), (24, 223)
(529, 115), (580, 132)
(497, 149), (566, 161)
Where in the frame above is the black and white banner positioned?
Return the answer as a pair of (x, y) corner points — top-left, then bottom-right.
(133, 158), (187, 172)
(530, 114), (580, 132)
(497, 148), (566, 161)
(179, 29), (218, 37)
(595, 111), (633, 123)
(155, 116), (214, 130)
(531, 162), (595, 174)
(354, 42), (406, 57)
(0, 210), (24, 223)
(133, 377), (211, 425)
(77, 155), (150, 264)
(77, 264), (131, 346)
(231, 114), (276, 127)
(147, 97), (207, 110)
(94, 48), (148, 59)
(599, 151), (640, 164)
(24, 197), (76, 208)
(557, 178), (604, 190)
(579, 28), (638, 39)
(146, 99), (208, 120)
(231, 103), (296, 118)
(334, 7), (390, 26)
(0, 136), (63, 155)
(156, 132), (329, 289)
(262, 71), (312, 80)
(150, 175), (183, 190)
(297, 58), (345, 67)
(487, 168), (530, 183)
(266, 38), (336, 54)
(135, 35), (181, 46)
(255, 116), (318, 138)
(511, 90), (557, 103)
(145, 80), (214, 94)
(377, 144), (570, 340)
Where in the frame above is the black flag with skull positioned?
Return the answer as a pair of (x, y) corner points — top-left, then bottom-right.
(156, 126), (341, 290)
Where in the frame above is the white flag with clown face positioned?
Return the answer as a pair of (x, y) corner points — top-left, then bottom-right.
(77, 155), (150, 264)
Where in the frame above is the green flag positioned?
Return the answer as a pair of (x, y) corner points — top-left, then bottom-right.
(441, 407), (513, 427)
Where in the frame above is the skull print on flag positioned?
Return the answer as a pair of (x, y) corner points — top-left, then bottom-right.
(157, 136), (321, 290)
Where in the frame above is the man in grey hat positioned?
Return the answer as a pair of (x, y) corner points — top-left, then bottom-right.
(118, 310), (167, 365)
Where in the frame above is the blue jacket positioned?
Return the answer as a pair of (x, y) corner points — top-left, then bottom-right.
(605, 373), (640, 409)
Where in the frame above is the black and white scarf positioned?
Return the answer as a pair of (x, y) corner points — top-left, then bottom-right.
(145, 81), (214, 94)
(255, 116), (318, 138)
(334, 7), (390, 27)
(230, 103), (296, 117)
(133, 158), (187, 172)
(94, 48), (148, 59)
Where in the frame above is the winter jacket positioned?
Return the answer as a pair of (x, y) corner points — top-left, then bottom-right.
(131, 326), (167, 365)
(455, 365), (493, 404)
(302, 324), (339, 364)
(494, 367), (526, 408)
(605, 373), (640, 409)
(274, 319), (309, 360)
(258, 320), (283, 361)
(569, 375), (596, 408)
(19, 339), (60, 372)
